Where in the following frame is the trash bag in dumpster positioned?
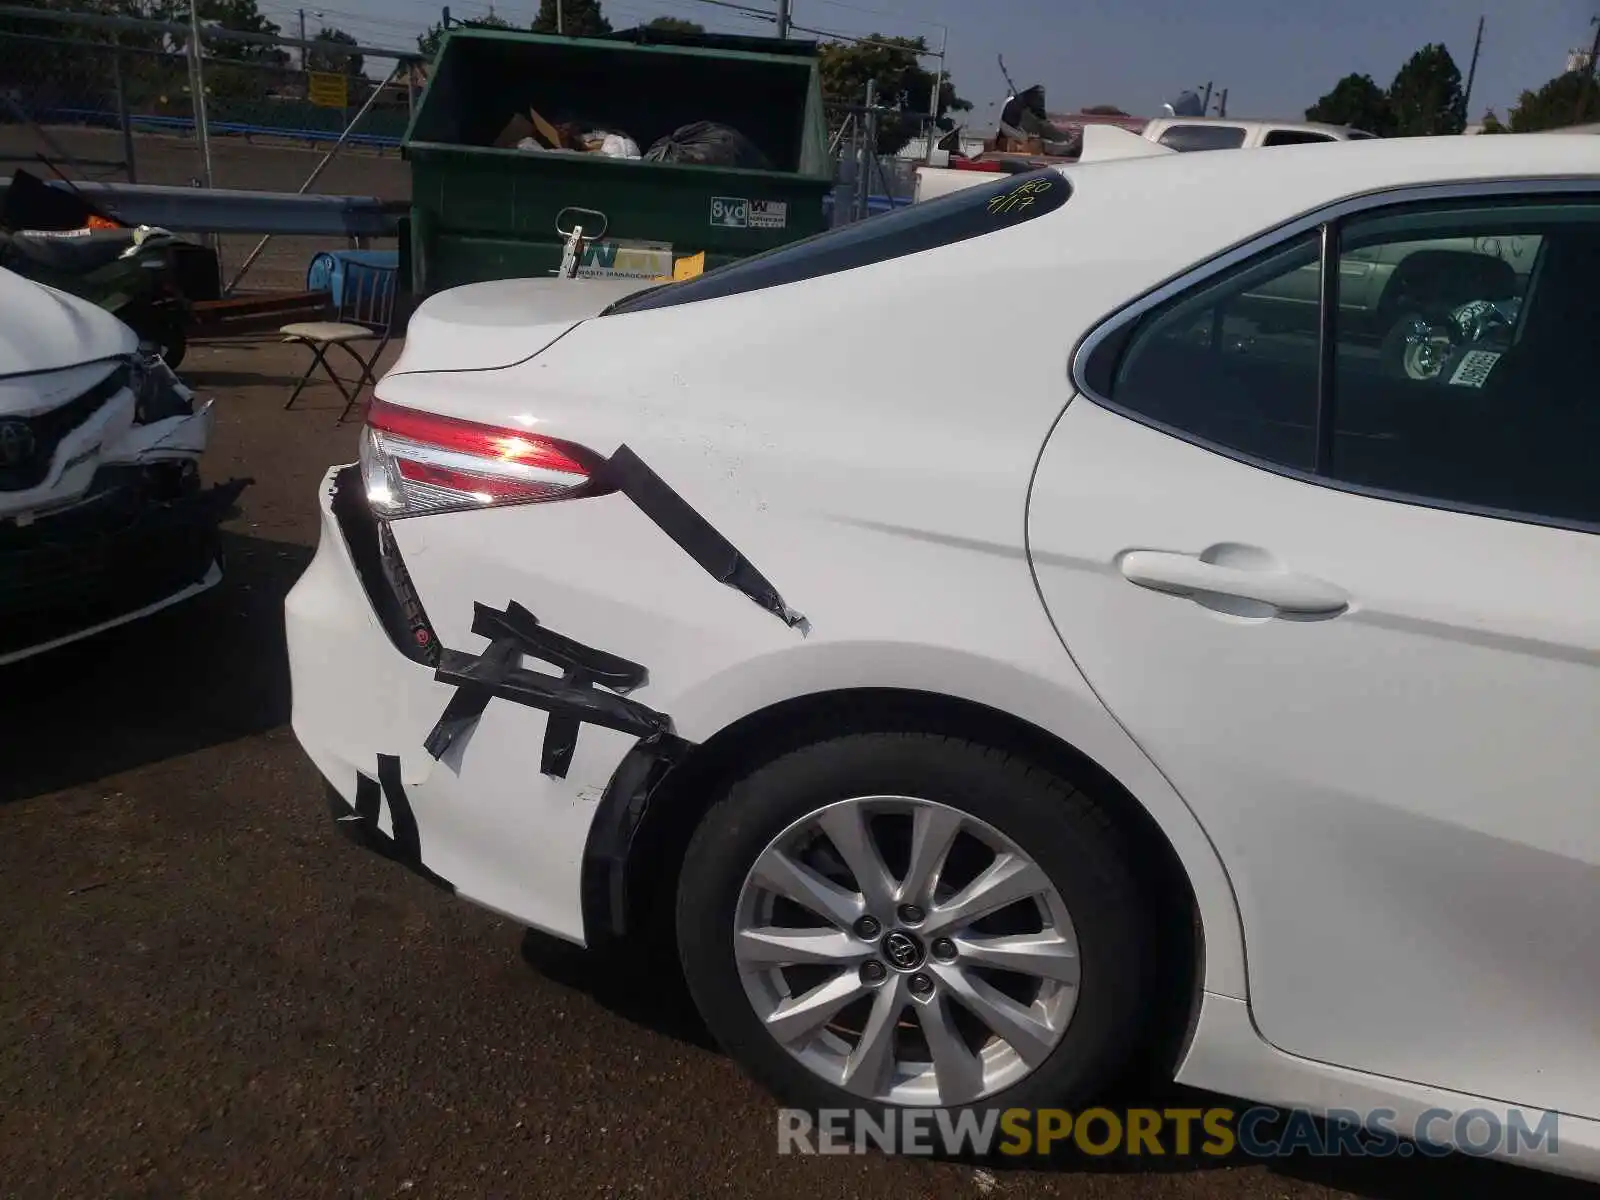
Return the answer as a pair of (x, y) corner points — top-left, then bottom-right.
(644, 121), (772, 170)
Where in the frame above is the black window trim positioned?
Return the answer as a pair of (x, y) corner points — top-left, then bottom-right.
(1070, 175), (1600, 537)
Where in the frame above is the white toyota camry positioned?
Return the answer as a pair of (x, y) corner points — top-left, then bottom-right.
(286, 134), (1600, 1178)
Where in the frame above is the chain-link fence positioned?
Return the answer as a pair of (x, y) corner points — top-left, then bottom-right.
(1, 6), (935, 290)
(0, 3), (419, 289)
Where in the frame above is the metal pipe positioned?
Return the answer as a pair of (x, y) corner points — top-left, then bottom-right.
(224, 61), (404, 294)
(187, 0), (214, 191)
(188, 0), (221, 285)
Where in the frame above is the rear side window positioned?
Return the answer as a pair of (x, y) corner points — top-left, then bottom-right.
(607, 168), (1070, 314)
(1156, 124), (1247, 151)
(1262, 130), (1338, 146)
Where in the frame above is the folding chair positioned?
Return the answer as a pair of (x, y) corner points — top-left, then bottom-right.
(282, 259), (399, 424)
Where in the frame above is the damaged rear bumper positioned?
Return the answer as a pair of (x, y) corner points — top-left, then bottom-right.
(0, 466), (245, 666)
(287, 465), (650, 943)
(288, 448), (808, 945)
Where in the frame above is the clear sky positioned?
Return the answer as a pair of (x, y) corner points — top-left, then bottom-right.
(263, 0), (1598, 125)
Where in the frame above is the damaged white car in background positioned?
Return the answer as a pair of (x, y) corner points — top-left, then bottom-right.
(0, 267), (245, 665)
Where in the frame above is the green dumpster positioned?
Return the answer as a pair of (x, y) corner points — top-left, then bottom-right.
(403, 29), (833, 296)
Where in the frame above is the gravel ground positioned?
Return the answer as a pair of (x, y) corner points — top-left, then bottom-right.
(0, 308), (1592, 1200)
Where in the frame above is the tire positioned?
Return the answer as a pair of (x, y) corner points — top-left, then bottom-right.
(158, 320), (187, 371)
(124, 303), (188, 369)
(152, 308), (188, 370)
(676, 732), (1156, 1119)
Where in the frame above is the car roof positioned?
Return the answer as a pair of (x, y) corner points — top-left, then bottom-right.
(903, 134), (1600, 370)
(1147, 116), (1357, 135)
(1060, 132), (1600, 215)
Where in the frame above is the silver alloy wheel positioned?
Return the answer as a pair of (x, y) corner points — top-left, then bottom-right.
(733, 795), (1080, 1106)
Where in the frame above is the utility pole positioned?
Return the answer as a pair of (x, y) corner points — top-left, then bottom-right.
(776, 0), (791, 39)
(1575, 16), (1600, 125)
(925, 24), (947, 157)
(299, 7), (308, 71)
(1462, 15), (1485, 122)
(557, 0), (564, 34)
(1200, 81), (1213, 114)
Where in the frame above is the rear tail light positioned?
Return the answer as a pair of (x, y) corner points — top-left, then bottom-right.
(360, 399), (611, 518)
(950, 159), (1007, 172)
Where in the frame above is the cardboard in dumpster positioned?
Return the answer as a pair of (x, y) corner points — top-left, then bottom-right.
(493, 106), (565, 150)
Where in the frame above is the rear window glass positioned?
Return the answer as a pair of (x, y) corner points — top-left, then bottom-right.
(1262, 129), (1337, 146)
(606, 168), (1070, 315)
(1157, 124), (1248, 151)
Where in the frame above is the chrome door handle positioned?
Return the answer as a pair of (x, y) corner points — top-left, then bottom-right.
(1119, 550), (1349, 616)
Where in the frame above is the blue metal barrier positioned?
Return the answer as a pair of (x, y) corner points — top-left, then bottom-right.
(35, 107), (404, 150)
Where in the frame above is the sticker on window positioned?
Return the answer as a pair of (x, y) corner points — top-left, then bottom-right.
(1448, 349), (1502, 389)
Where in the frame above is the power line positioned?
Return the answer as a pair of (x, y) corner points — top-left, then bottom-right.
(795, 0), (944, 31)
(676, 0), (782, 19)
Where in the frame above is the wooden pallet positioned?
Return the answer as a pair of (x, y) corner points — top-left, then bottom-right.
(191, 291), (333, 339)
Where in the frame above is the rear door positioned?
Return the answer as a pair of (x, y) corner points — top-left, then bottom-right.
(1028, 185), (1600, 1117)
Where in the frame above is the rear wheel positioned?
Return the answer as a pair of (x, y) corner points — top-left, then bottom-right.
(676, 732), (1156, 1114)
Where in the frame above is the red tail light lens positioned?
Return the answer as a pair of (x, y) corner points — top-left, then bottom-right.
(360, 399), (610, 518)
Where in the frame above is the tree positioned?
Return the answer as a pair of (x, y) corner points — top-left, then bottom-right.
(307, 26), (362, 77)
(1479, 109), (1507, 133)
(157, 0), (291, 64)
(1507, 70), (1600, 131)
(418, 11), (512, 58)
(643, 16), (705, 34)
(817, 34), (972, 155)
(1305, 73), (1394, 136)
(531, 0), (612, 37)
(1387, 43), (1465, 136)
(1081, 104), (1128, 115)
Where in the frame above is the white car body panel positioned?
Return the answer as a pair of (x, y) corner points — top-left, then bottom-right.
(285, 135), (1600, 1179)
(388, 276), (651, 376)
(1177, 993), (1600, 1180)
(1031, 399), (1600, 1119)
(0, 268), (222, 662)
(0, 269), (135, 375)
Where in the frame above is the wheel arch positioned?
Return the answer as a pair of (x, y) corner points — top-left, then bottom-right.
(580, 682), (1244, 1075)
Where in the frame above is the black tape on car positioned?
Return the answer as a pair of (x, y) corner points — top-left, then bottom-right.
(602, 445), (807, 630)
(424, 600), (671, 780)
(540, 713), (582, 778)
(471, 600), (646, 693)
(337, 762), (452, 892)
(377, 753), (422, 865)
(422, 637), (520, 759)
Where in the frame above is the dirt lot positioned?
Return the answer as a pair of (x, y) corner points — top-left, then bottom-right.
(0, 342), (1590, 1199)
(0, 126), (408, 291)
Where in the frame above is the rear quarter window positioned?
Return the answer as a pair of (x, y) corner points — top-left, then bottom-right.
(1156, 124), (1248, 151)
(1262, 129), (1338, 146)
(607, 168), (1070, 314)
